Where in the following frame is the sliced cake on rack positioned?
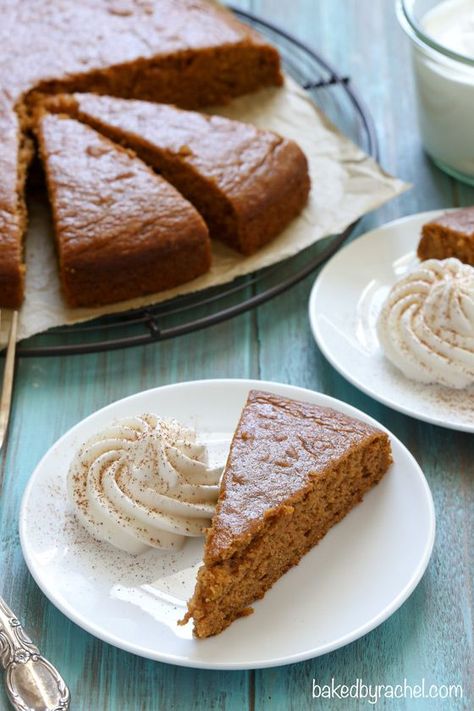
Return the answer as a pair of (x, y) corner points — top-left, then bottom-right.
(43, 93), (311, 256)
(35, 113), (211, 307)
(0, 0), (283, 307)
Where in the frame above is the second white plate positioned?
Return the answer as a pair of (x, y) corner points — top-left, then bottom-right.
(20, 379), (435, 669)
(309, 210), (474, 432)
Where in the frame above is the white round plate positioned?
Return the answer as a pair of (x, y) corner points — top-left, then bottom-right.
(309, 210), (474, 432)
(20, 379), (435, 670)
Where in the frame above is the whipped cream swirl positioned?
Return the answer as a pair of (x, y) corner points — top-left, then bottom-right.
(68, 414), (222, 554)
(377, 258), (474, 388)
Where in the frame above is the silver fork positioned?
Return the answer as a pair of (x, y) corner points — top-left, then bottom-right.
(0, 310), (71, 710)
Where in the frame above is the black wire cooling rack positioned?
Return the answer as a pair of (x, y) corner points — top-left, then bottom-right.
(15, 7), (378, 357)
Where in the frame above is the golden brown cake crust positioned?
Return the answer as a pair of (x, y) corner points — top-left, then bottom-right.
(206, 389), (390, 563)
(182, 389), (393, 637)
(35, 113), (211, 307)
(42, 93), (310, 255)
(2, 0), (282, 108)
(0, 0), (282, 306)
(0, 103), (30, 308)
(418, 207), (474, 265)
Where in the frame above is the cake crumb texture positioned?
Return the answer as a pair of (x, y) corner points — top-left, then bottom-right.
(418, 207), (474, 265)
(41, 93), (310, 256)
(35, 113), (211, 307)
(0, 0), (282, 306)
(182, 389), (393, 638)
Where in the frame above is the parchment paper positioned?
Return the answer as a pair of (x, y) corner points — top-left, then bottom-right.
(1, 77), (408, 346)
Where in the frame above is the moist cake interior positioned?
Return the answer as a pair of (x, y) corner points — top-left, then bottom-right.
(0, 0), (283, 306)
(181, 389), (393, 638)
(42, 93), (311, 256)
(418, 207), (474, 266)
(35, 112), (211, 307)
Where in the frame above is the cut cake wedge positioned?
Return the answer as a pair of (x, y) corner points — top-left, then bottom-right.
(418, 207), (474, 265)
(43, 93), (310, 255)
(35, 113), (211, 307)
(181, 389), (393, 638)
(0, 0), (282, 306)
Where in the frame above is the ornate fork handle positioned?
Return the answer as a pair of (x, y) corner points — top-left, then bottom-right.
(0, 597), (70, 710)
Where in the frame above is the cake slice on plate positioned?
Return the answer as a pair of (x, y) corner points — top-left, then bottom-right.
(34, 113), (211, 308)
(43, 94), (311, 255)
(418, 207), (474, 265)
(181, 389), (392, 638)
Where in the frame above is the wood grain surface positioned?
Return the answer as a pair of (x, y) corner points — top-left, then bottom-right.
(0, 1), (472, 709)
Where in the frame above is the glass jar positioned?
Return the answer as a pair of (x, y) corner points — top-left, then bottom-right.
(397, 0), (474, 185)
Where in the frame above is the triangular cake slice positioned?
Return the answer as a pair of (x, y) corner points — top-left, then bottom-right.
(34, 112), (211, 307)
(181, 389), (393, 638)
(43, 93), (311, 256)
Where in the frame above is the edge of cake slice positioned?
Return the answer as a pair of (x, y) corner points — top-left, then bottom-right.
(34, 111), (211, 307)
(181, 389), (393, 638)
(0, 105), (34, 308)
(2, 0), (283, 306)
(418, 207), (474, 265)
(41, 93), (310, 256)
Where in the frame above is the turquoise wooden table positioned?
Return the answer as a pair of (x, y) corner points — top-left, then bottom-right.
(1, 1), (473, 709)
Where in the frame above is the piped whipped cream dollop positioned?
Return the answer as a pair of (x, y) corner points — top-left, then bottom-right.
(68, 414), (222, 554)
(377, 258), (474, 388)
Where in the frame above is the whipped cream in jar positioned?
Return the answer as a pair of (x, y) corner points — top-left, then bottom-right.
(68, 414), (223, 554)
(398, 0), (474, 184)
